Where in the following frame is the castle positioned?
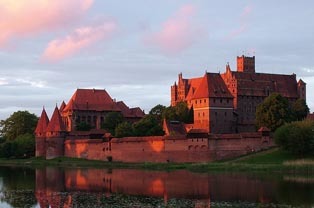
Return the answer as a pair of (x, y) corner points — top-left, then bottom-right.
(35, 55), (305, 162)
(171, 55), (306, 133)
(35, 89), (145, 159)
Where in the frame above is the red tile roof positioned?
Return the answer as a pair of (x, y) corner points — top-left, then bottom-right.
(63, 89), (120, 112)
(35, 108), (49, 134)
(116, 101), (132, 117)
(116, 101), (145, 118)
(185, 77), (203, 100)
(130, 107), (145, 117)
(258, 126), (270, 132)
(59, 101), (66, 112)
(192, 73), (233, 99)
(46, 106), (66, 132)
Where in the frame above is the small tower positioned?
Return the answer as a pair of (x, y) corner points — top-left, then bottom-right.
(45, 106), (67, 159)
(35, 108), (49, 157)
(237, 55), (255, 73)
(297, 79), (306, 101)
(171, 82), (178, 106)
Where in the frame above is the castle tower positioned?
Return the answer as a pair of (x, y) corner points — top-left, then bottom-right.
(297, 79), (306, 101)
(35, 108), (49, 157)
(45, 106), (67, 159)
(237, 55), (255, 73)
(170, 82), (178, 106)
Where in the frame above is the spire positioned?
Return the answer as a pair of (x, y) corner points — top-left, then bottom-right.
(59, 101), (66, 112)
(35, 108), (50, 134)
(46, 106), (66, 132)
(226, 62), (231, 72)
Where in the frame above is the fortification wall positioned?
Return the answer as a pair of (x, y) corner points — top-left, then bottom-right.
(63, 132), (274, 163)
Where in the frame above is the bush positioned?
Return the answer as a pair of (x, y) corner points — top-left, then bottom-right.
(0, 133), (35, 158)
(274, 120), (314, 156)
(115, 122), (133, 138)
(14, 133), (35, 158)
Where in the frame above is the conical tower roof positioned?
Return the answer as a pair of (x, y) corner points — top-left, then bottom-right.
(35, 108), (50, 134)
(59, 101), (66, 112)
(46, 106), (66, 132)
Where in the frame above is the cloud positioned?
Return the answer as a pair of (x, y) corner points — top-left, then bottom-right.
(0, 78), (8, 86)
(0, 0), (94, 47)
(144, 4), (204, 54)
(226, 5), (252, 40)
(15, 78), (48, 88)
(42, 21), (117, 62)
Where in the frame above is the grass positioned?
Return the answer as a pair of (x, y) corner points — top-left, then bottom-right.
(1, 148), (314, 173)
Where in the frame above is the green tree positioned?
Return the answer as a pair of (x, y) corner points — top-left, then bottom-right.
(174, 101), (193, 123)
(115, 122), (133, 138)
(162, 106), (177, 121)
(256, 93), (293, 131)
(292, 98), (309, 121)
(0, 111), (38, 141)
(0, 142), (16, 158)
(162, 102), (193, 123)
(132, 115), (164, 136)
(149, 104), (166, 123)
(275, 120), (314, 156)
(101, 112), (125, 135)
(14, 133), (35, 158)
(76, 122), (92, 131)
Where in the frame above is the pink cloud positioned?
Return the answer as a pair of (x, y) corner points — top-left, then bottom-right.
(42, 21), (117, 62)
(144, 4), (204, 54)
(226, 5), (253, 40)
(0, 0), (94, 47)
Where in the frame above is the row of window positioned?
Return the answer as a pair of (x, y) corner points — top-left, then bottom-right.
(192, 98), (231, 105)
(197, 111), (229, 117)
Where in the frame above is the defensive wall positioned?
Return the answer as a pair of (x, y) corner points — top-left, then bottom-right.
(63, 131), (274, 163)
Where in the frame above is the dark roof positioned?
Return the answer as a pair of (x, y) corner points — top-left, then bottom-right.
(232, 71), (298, 97)
(163, 120), (186, 136)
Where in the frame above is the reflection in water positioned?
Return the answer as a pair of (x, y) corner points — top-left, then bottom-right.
(0, 166), (314, 207)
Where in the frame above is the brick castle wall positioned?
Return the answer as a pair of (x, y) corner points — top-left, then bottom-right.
(63, 133), (274, 163)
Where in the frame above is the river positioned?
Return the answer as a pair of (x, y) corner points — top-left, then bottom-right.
(0, 166), (313, 207)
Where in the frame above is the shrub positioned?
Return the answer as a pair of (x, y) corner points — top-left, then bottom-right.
(274, 120), (314, 156)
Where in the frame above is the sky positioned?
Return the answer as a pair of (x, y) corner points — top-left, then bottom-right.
(0, 0), (314, 120)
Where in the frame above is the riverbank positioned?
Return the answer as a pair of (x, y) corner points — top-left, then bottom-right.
(0, 148), (313, 173)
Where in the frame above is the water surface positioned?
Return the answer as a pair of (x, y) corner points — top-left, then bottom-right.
(0, 166), (313, 207)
